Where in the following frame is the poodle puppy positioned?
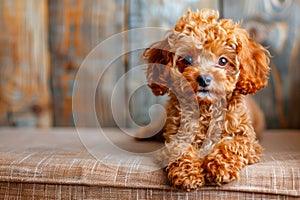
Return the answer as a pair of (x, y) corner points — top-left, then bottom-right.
(141, 9), (270, 191)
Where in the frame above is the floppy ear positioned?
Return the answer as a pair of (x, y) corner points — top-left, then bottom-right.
(235, 29), (271, 95)
(143, 38), (173, 96)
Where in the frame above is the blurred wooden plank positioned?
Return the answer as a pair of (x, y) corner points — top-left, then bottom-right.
(127, 0), (220, 128)
(49, 0), (125, 126)
(0, 0), (52, 127)
(224, 0), (300, 128)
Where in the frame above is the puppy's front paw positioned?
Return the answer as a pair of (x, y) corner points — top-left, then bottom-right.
(205, 159), (238, 185)
(167, 158), (205, 192)
(204, 153), (245, 185)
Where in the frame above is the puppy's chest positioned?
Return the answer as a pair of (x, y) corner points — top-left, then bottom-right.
(194, 113), (211, 144)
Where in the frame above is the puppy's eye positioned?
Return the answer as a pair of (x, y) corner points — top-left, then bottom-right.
(218, 57), (228, 67)
(183, 56), (193, 66)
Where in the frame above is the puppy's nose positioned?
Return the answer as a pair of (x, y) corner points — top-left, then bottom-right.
(197, 75), (212, 87)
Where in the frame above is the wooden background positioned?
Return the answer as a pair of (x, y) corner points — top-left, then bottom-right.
(0, 0), (299, 129)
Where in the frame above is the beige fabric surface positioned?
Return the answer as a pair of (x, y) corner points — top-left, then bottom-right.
(0, 128), (299, 199)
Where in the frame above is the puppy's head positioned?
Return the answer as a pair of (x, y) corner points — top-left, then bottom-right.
(143, 9), (270, 103)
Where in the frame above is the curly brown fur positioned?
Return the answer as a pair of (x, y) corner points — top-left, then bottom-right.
(141, 9), (270, 192)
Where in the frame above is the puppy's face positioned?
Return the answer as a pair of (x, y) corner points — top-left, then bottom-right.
(144, 9), (270, 103)
(174, 39), (240, 103)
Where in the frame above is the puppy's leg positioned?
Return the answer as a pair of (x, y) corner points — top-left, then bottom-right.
(166, 145), (205, 191)
(204, 136), (262, 185)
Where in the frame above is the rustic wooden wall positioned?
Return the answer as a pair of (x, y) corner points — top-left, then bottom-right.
(0, 0), (52, 127)
(49, 0), (125, 126)
(0, 0), (299, 128)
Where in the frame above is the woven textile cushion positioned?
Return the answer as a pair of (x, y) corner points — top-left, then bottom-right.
(0, 128), (299, 199)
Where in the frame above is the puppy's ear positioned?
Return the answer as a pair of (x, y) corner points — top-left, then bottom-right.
(143, 38), (173, 96)
(235, 29), (271, 95)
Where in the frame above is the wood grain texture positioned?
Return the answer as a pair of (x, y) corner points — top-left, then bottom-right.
(0, 0), (52, 127)
(0, 0), (298, 128)
(224, 0), (300, 128)
(49, 0), (125, 126)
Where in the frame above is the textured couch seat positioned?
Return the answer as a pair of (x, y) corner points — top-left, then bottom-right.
(0, 128), (299, 199)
